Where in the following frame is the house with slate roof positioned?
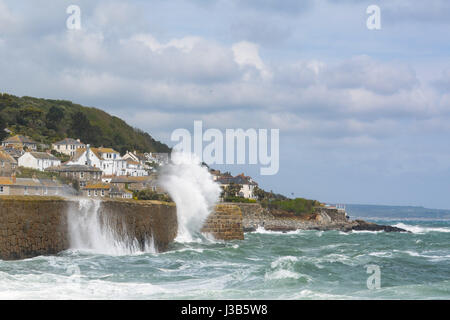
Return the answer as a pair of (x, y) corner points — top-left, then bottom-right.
(52, 138), (85, 156)
(18, 152), (61, 171)
(1, 135), (37, 151)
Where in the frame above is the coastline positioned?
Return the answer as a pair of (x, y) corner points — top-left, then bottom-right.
(230, 203), (409, 233)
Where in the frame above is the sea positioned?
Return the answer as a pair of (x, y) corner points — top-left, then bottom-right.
(0, 156), (449, 300)
(0, 216), (448, 300)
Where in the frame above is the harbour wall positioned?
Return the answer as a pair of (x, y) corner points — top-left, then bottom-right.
(0, 196), (177, 260)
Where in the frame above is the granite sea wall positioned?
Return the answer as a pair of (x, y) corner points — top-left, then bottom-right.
(202, 204), (244, 240)
(0, 196), (177, 260)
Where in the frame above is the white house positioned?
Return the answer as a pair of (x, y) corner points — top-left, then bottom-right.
(52, 138), (85, 156)
(216, 173), (258, 199)
(124, 159), (148, 176)
(18, 152), (61, 171)
(67, 145), (127, 176)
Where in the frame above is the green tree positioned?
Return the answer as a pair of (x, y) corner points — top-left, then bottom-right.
(221, 183), (242, 198)
(0, 115), (8, 140)
(46, 106), (64, 129)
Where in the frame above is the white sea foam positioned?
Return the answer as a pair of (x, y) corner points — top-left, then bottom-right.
(392, 223), (450, 234)
(253, 226), (310, 235)
(159, 152), (221, 243)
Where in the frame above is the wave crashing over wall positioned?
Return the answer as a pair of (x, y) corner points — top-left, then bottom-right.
(68, 199), (156, 255)
(159, 152), (221, 243)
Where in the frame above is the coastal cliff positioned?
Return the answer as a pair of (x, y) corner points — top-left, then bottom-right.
(0, 196), (177, 260)
(231, 203), (407, 233)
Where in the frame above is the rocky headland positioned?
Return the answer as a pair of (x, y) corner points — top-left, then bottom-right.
(230, 203), (408, 233)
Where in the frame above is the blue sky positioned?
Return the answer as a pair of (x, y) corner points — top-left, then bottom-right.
(1, 0), (450, 208)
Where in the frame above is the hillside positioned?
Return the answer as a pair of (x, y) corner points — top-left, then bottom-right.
(0, 93), (170, 154)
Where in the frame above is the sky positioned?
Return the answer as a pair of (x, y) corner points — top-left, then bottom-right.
(1, 0), (450, 209)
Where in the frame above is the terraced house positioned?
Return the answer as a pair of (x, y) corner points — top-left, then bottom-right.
(0, 176), (67, 196)
(18, 152), (61, 171)
(45, 164), (102, 187)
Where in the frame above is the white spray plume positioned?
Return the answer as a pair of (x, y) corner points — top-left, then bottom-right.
(68, 199), (156, 255)
(159, 152), (221, 242)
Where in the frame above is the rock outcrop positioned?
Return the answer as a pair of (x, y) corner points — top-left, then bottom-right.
(230, 202), (408, 233)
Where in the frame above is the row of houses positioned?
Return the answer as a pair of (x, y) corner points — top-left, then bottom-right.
(0, 135), (170, 199)
(1, 134), (259, 201)
(1, 135), (170, 176)
(0, 176), (70, 196)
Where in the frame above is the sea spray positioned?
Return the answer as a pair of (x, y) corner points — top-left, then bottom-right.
(67, 199), (156, 255)
(159, 152), (221, 242)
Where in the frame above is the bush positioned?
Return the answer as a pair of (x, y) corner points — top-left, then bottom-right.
(261, 198), (319, 216)
(223, 196), (257, 203)
(133, 189), (172, 202)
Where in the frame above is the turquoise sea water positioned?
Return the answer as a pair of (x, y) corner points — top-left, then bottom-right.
(0, 219), (449, 299)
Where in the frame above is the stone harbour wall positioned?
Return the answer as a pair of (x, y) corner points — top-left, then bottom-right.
(0, 197), (72, 260)
(0, 196), (178, 260)
(201, 204), (244, 240)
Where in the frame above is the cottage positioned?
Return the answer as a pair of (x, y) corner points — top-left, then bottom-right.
(1, 135), (38, 151)
(109, 186), (133, 199)
(1, 147), (24, 161)
(0, 150), (17, 176)
(81, 183), (111, 198)
(52, 138), (85, 156)
(45, 164), (102, 187)
(0, 176), (67, 196)
(18, 152), (61, 171)
(109, 175), (162, 193)
(216, 173), (258, 199)
(124, 159), (148, 176)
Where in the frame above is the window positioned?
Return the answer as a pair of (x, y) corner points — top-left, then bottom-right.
(24, 186), (28, 195)
(94, 190), (98, 196)
(80, 172), (84, 178)
(0, 186), (3, 193)
(88, 190), (91, 196)
(101, 190), (105, 197)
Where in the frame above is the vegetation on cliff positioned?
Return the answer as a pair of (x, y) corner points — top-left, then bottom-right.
(0, 93), (170, 154)
(253, 186), (319, 217)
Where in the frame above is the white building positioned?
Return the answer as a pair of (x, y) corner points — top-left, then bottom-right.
(52, 138), (85, 156)
(18, 152), (61, 171)
(216, 173), (258, 199)
(67, 145), (127, 176)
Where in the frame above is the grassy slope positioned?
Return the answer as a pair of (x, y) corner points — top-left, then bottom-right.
(0, 93), (170, 154)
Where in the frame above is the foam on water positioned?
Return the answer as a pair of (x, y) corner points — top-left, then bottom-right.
(392, 223), (450, 234)
(1, 214), (449, 299)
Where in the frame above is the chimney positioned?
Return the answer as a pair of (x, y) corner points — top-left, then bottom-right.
(77, 139), (81, 143)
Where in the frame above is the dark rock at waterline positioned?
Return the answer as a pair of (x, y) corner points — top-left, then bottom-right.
(349, 220), (410, 233)
(264, 226), (298, 233)
(243, 227), (257, 232)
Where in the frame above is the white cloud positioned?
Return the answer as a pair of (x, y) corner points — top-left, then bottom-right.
(232, 41), (272, 81)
